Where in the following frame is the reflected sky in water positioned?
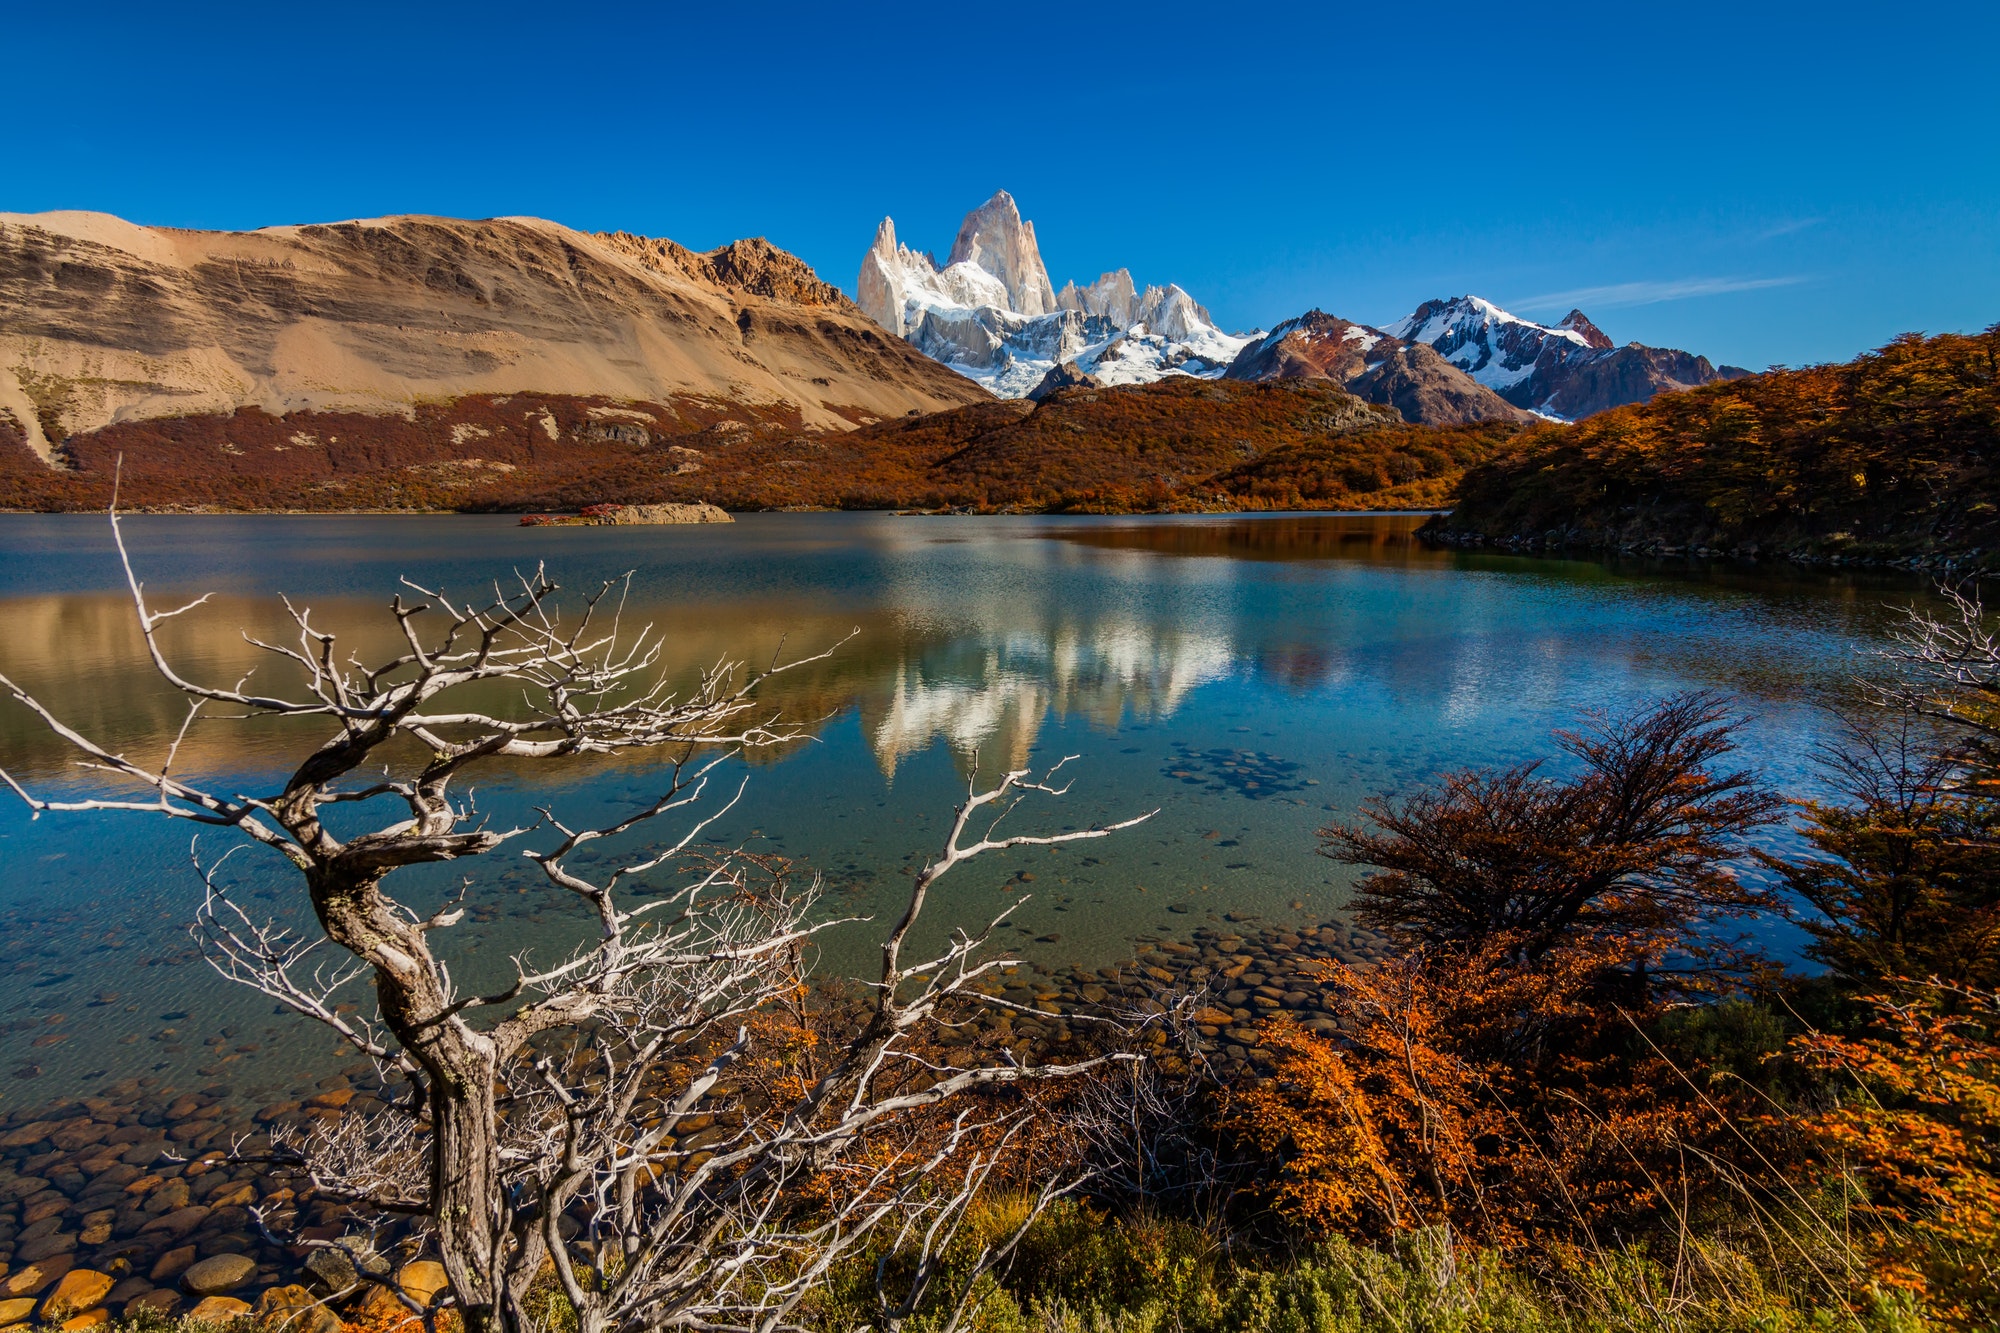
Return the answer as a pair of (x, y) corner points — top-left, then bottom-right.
(0, 512), (1944, 1098)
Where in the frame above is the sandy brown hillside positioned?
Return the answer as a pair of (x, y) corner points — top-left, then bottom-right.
(0, 211), (987, 462)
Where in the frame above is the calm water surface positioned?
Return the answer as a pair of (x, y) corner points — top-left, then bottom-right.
(0, 512), (1943, 1101)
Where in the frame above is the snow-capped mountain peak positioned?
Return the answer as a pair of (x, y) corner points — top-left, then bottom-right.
(858, 193), (1251, 399)
(1389, 294), (1752, 419)
(857, 216), (1014, 338)
(1556, 308), (1614, 350)
(1384, 295), (1594, 392)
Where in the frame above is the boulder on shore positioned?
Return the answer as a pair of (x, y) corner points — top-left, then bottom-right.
(41, 1269), (113, 1319)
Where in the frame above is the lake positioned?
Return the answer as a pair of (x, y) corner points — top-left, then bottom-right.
(0, 511), (1943, 1103)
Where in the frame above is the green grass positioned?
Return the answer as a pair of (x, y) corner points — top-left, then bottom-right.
(796, 1200), (1930, 1333)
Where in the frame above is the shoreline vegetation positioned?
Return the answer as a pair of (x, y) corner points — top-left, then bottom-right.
(4, 326), (1995, 569)
(1427, 325), (2000, 571)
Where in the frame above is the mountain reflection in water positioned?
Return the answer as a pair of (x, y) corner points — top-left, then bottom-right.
(0, 511), (1948, 1099)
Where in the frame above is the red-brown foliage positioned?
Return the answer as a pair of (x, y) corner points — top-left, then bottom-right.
(1441, 324), (2000, 560)
(1323, 692), (1784, 976)
(0, 380), (1526, 515)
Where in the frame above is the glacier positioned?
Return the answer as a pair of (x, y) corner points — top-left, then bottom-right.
(857, 191), (1254, 399)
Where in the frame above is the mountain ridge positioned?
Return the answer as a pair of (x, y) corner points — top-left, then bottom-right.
(1222, 310), (1532, 426)
(0, 210), (988, 464)
(857, 192), (1744, 425)
(1425, 325), (2000, 566)
(0, 377), (1524, 516)
(1386, 294), (1751, 418)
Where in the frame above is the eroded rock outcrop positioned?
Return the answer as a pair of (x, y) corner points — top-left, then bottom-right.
(599, 502), (732, 525)
(1027, 361), (1103, 401)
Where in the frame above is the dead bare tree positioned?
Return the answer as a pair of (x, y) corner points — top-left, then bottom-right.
(0, 509), (1153, 1333)
(1884, 582), (2000, 781)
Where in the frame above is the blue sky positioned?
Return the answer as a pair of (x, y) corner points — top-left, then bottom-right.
(5, 0), (1993, 370)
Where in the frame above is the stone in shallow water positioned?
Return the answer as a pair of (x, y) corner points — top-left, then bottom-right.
(41, 1269), (114, 1318)
(17, 1231), (79, 1262)
(2, 1174), (51, 1200)
(179, 1252), (255, 1295)
(104, 1279), (152, 1307)
(149, 1246), (198, 1284)
(24, 1197), (69, 1225)
(188, 1295), (252, 1321)
(138, 1205), (208, 1241)
(3, 1255), (72, 1297)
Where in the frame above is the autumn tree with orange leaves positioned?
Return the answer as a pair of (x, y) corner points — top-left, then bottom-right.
(1792, 985), (2000, 1327)
(1232, 696), (1788, 1250)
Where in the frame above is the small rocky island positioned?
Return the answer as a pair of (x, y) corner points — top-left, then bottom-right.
(519, 503), (733, 527)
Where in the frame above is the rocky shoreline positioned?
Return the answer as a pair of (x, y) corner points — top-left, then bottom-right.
(1418, 519), (1987, 574)
(0, 912), (1388, 1326)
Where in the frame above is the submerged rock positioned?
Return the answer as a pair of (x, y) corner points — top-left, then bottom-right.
(180, 1252), (255, 1295)
(188, 1295), (252, 1321)
(43, 1269), (114, 1315)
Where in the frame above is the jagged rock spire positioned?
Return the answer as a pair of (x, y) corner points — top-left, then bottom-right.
(945, 191), (1056, 318)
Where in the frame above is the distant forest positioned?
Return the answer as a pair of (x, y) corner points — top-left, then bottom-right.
(1433, 325), (2000, 566)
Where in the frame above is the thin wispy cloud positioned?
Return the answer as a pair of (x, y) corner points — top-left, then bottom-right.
(1514, 275), (1807, 313)
(1756, 217), (1822, 240)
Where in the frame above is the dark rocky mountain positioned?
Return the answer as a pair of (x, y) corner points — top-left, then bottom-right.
(1027, 360), (1103, 401)
(1527, 343), (1753, 420)
(1223, 310), (1531, 426)
(1387, 296), (1751, 419)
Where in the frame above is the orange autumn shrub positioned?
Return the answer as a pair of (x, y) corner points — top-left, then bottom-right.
(1323, 692), (1784, 972)
(1230, 936), (1723, 1248)
(1792, 984), (2000, 1327)
(1235, 695), (1804, 1249)
(1227, 959), (1485, 1236)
